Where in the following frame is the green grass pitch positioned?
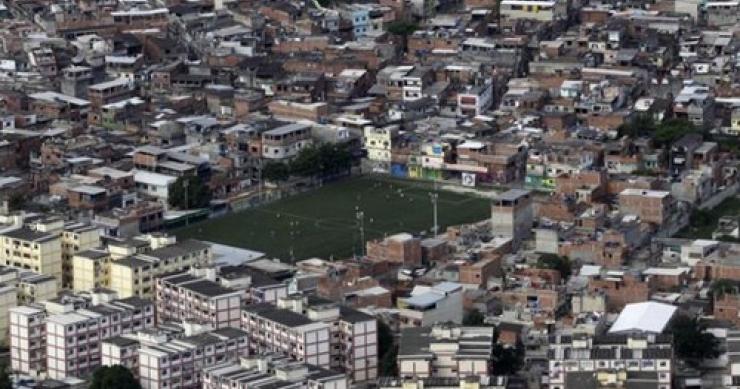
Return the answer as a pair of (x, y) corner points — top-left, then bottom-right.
(174, 176), (491, 261)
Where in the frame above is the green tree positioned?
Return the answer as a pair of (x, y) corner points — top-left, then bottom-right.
(491, 341), (525, 375)
(7, 193), (26, 211)
(617, 116), (699, 148)
(386, 21), (419, 36)
(379, 347), (398, 376)
(317, 143), (352, 176)
(711, 279), (740, 298)
(689, 209), (713, 228)
(169, 175), (211, 209)
(378, 320), (398, 376)
(536, 254), (572, 280)
(463, 309), (486, 326)
(291, 144), (353, 179)
(290, 146), (322, 178)
(262, 162), (290, 182)
(618, 113), (656, 138)
(653, 119), (699, 148)
(90, 365), (141, 389)
(670, 314), (721, 366)
(0, 363), (11, 389)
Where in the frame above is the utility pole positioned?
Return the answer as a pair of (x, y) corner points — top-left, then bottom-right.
(429, 192), (438, 236)
(356, 207), (365, 257)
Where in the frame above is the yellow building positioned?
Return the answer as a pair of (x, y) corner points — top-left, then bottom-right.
(17, 273), (57, 304)
(363, 125), (398, 172)
(0, 283), (15, 344)
(0, 267), (58, 345)
(61, 224), (101, 289)
(106, 239), (211, 298)
(72, 249), (111, 291)
(0, 228), (62, 282)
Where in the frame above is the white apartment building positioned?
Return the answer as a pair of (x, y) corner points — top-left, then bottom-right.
(457, 81), (494, 117)
(722, 329), (740, 388)
(101, 324), (209, 377)
(491, 189), (533, 251)
(278, 295), (378, 382)
(202, 355), (349, 389)
(397, 324), (495, 379)
(241, 303), (331, 369)
(156, 271), (243, 329)
(397, 282), (464, 328)
(218, 265), (289, 305)
(261, 123), (313, 161)
(547, 333), (673, 389)
(363, 125), (398, 173)
(134, 171), (178, 204)
(45, 297), (155, 379)
(9, 306), (47, 377)
(138, 327), (249, 389)
(101, 335), (141, 376)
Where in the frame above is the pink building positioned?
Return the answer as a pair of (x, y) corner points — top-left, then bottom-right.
(9, 306), (47, 377)
(138, 327), (249, 389)
(241, 303), (332, 369)
(155, 272), (243, 329)
(45, 297), (155, 379)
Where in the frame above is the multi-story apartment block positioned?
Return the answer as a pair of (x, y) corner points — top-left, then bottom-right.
(366, 233), (422, 266)
(397, 282), (463, 328)
(379, 377), (508, 389)
(156, 271), (243, 329)
(101, 324), (206, 377)
(134, 171), (178, 204)
(397, 324), (495, 379)
(261, 123), (313, 161)
(61, 223), (101, 289)
(138, 327), (249, 389)
(0, 267), (58, 341)
(241, 303), (331, 369)
(0, 228), (62, 282)
(108, 239), (212, 298)
(491, 189), (533, 251)
(500, 0), (568, 24)
(547, 333), (673, 389)
(202, 355), (349, 389)
(363, 125), (398, 173)
(45, 297), (155, 379)
(618, 189), (674, 225)
(72, 249), (111, 291)
(101, 335), (141, 376)
(277, 295), (379, 381)
(723, 329), (740, 388)
(17, 272), (58, 305)
(9, 306), (47, 377)
(87, 78), (135, 109)
(457, 81), (494, 116)
(0, 217), (101, 289)
(93, 201), (165, 239)
(218, 265), (289, 304)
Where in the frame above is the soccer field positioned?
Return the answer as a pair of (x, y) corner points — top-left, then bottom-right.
(174, 176), (492, 261)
